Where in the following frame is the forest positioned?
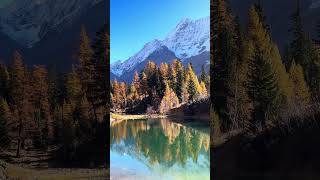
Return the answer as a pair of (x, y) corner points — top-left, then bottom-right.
(212, 0), (320, 178)
(0, 25), (109, 165)
(212, 0), (320, 139)
(111, 60), (210, 115)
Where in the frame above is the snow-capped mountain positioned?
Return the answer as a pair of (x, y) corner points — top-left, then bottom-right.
(163, 17), (210, 59)
(0, 0), (107, 71)
(0, 0), (103, 48)
(112, 39), (163, 76)
(111, 16), (210, 78)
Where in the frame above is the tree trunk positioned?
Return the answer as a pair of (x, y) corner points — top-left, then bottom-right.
(16, 118), (22, 158)
(91, 100), (98, 124)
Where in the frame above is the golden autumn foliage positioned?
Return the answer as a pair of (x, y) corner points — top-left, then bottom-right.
(111, 60), (209, 114)
(159, 83), (180, 114)
(289, 61), (310, 106)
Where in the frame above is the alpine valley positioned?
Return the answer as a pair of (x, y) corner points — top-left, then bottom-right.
(110, 16), (210, 82)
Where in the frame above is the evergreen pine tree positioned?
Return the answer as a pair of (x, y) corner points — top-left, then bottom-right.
(246, 6), (293, 105)
(200, 65), (209, 89)
(0, 63), (10, 99)
(174, 60), (184, 102)
(91, 25), (109, 114)
(187, 64), (201, 102)
(288, 0), (308, 69)
(247, 47), (281, 130)
(212, 0), (241, 130)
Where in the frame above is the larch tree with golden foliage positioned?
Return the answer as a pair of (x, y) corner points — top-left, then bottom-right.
(159, 82), (179, 114)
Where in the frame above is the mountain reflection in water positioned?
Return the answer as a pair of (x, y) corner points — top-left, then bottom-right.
(110, 118), (210, 180)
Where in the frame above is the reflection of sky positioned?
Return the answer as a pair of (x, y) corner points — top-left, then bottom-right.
(110, 151), (152, 177)
(111, 148), (209, 180)
(110, 119), (210, 180)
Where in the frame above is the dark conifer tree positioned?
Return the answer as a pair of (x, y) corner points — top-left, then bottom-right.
(247, 47), (281, 130)
(288, 0), (308, 69)
(176, 61), (185, 102)
(0, 63), (10, 100)
(91, 25), (109, 112)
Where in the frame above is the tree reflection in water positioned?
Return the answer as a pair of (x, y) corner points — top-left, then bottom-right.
(110, 119), (210, 174)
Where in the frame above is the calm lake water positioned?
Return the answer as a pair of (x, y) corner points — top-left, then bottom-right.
(110, 118), (210, 180)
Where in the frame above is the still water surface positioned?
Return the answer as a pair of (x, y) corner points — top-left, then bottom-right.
(110, 118), (210, 180)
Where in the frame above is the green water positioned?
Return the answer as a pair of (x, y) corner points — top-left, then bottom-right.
(110, 118), (210, 180)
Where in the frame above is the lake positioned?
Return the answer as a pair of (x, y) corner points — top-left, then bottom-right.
(110, 118), (210, 180)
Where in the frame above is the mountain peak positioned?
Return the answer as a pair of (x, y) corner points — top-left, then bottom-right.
(163, 16), (210, 59)
(177, 17), (191, 25)
(111, 16), (210, 78)
(144, 39), (162, 49)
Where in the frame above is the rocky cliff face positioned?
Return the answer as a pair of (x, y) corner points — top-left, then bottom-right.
(0, 0), (107, 71)
(0, 0), (103, 47)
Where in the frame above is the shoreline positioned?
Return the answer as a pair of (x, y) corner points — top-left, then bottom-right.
(110, 113), (210, 126)
(110, 113), (168, 125)
(0, 160), (108, 180)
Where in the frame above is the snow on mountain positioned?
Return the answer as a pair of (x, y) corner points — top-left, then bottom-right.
(111, 16), (210, 77)
(0, 0), (103, 48)
(162, 17), (210, 59)
(111, 60), (124, 77)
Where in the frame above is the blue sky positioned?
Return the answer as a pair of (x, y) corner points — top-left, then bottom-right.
(110, 0), (210, 63)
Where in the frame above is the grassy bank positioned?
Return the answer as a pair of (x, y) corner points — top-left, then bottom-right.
(0, 160), (108, 180)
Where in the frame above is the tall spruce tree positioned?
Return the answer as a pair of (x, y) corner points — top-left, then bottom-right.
(187, 64), (201, 102)
(200, 65), (209, 89)
(246, 6), (293, 106)
(212, 0), (246, 130)
(247, 47), (281, 130)
(174, 60), (184, 102)
(91, 25), (109, 113)
(288, 1), (320, 97)
(0, 63), (10, 100)
(288, 0), (308, 69)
